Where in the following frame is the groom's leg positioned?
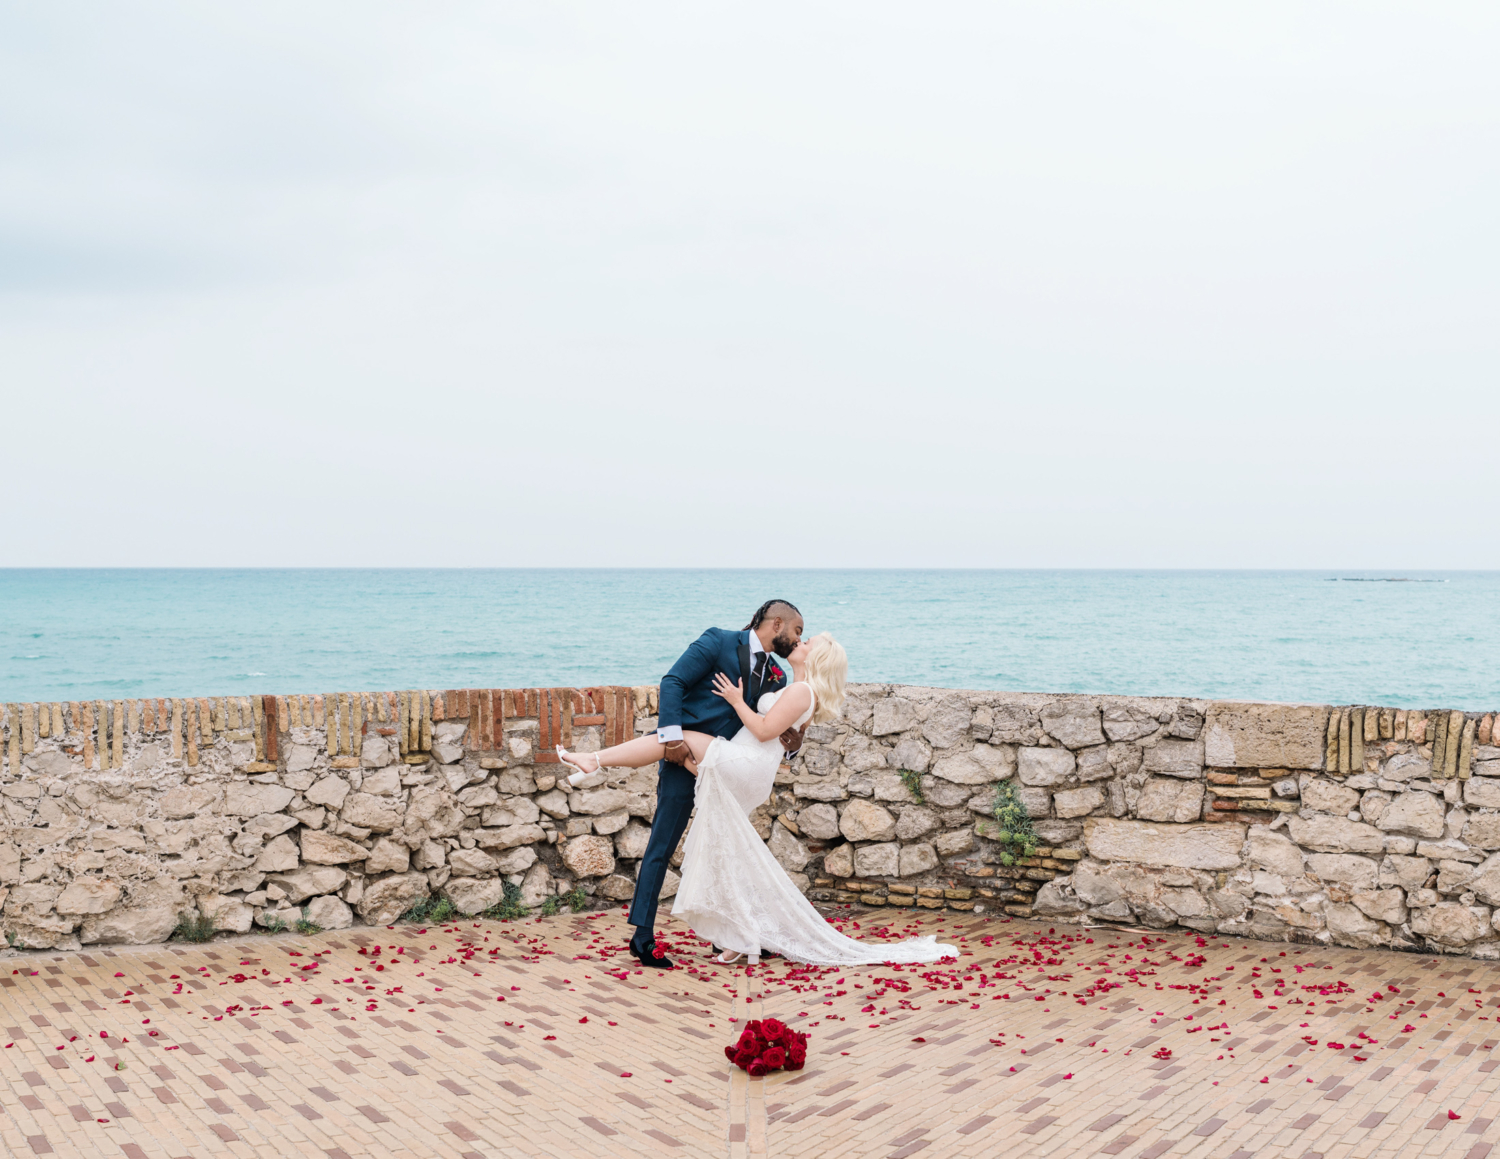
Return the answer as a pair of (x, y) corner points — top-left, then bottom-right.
(627, 760), (696, 938)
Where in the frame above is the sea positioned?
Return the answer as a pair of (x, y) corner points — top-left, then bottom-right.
(1, 570), (1498, 710)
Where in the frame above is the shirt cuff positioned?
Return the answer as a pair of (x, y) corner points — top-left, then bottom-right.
(657, 725), (684, 743)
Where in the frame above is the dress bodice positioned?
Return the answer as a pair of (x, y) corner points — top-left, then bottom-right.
(755, 682), (816, 731)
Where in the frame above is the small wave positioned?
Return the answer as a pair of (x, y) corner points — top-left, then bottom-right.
(245, 671), (266, 677)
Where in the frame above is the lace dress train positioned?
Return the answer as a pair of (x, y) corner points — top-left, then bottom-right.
(671, 685), (955, 966)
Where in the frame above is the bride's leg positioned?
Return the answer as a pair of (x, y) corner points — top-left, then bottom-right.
(559, 733), (714, 785)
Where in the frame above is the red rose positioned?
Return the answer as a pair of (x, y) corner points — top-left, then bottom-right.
(733, 1047), (757, 1068)
(747, 1060), (770, 1077)
(738, 1029), (757, 1049)
(724, 1046), (738, 1062)
(785, 1054), (805, 1071)
(761, 1047), (786, 1069)
(761, 1018), (787, 1038)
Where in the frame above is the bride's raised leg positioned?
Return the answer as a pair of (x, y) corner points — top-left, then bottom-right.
(556, 732), (712, 788)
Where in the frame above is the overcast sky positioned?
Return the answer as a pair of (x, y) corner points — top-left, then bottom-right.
(3, 2), (1497, 568)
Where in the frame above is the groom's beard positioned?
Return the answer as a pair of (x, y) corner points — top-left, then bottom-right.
(771, 632), (798, 658)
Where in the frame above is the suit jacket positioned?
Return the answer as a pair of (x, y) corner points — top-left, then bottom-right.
(658, 628), (789, 742)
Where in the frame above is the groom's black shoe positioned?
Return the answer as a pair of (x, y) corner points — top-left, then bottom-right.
(629, 933), (674, 969)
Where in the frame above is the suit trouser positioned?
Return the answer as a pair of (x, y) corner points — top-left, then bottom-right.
(627, 759), (696, 933)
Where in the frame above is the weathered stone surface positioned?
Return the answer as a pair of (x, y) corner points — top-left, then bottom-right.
(1378, 792), (1446, 839)
(872, 697), (918, 736)
(895, 807), (939, 839)
(475, 823), (546, 850)
(161, 786), (216, 819)
(797, 803), (841, 840)
(1140, 739), (1205, 778)
(1286, 815), (1384, 854)
(1379, 854), (1432, 890)
(1466, 780), (1500, 809)
(1203, 702), (1330, 770)
(1137, 778), (1204, 823)
(1326, 902), (1382, 947)
(356, 872), (429, 924)
(200, 894), (253, 933)
(365, 837), (410, 873)
(561, 835), (615, 878)
(1033, 880), (1086, 915)
(1306, 853), (1378, 890)
(659, 868), (681, 899)
(1017, 747), (1075, 786)
(520, 862), (553, 908)
(225, 783), (295, 817)
(266, 866), (348, 904)
(840, 799), (897, 842)
(444, 877), (504, 914)
(597, 874), (636, 901)
(853, 842), (899, 877)
(1040, 700), (1105, 749)
(1083, 819), (1246, 870)
(768, 822), (809, 871)
(305, 894), (353, 929)
(592, 808), (629, 836)
(1302, 780), (1361, 815)
(614, 821), (652, 860)
(569, 788), (629, 816)
(305, 776), (350, 810)
(300, 830), (370, 865)
(898, 843), (938, 875)
(1411, 902), (1492, 946)
(1467, 854), (1500, 906)
(493, 846), (537, 874)
(340, 792), (404, 832)
(1351, 888), (1407, 924)
(1076, 745), (1112, 782)
(55, 879), (123, 915)
(823, 842), (853, 878)
(921, 695), (972, 748)
(482, 798), (541, 828)
(794, 779), (848, 802)
(1463, 814), (1500, 850)
(1053, 785), (1105, 818)
(253, 834), (300, 872)
(889, 736), (932, 774)
(1248, 828), (1304, 877)
(935, 828), (975, 857)
(81, 905), (180, 945)
(361, 768), (401, 796)
(534, 789), (570, 819)
(930, 744), (1012, 785)
(1102, 705), (1159, 743)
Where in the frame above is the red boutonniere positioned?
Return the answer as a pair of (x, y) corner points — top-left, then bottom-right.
(766, 661), (784, 683)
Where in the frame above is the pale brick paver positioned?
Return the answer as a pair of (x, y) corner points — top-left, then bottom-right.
(1, 908), (1498, 1157)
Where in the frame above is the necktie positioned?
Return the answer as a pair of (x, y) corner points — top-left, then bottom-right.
(752, 652), (768, 698)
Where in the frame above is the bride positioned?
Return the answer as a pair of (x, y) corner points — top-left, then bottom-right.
(558, 632), (955, 967)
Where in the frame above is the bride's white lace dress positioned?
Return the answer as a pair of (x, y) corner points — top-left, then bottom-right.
(672, 682), (956, 965)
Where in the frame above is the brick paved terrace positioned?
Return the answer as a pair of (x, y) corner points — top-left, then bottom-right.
(1, 907), (1498, 1159)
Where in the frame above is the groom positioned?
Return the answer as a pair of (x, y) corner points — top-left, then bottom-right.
(626, 598), (808, 968)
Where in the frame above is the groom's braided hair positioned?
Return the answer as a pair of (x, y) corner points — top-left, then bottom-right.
(745, 599), (801, 631)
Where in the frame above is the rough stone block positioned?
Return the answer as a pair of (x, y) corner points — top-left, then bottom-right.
(1376, 792), (1447, 839)
(356, 872), (430, 924)
(1053, 785), (1105, 818)
(305, 894), (353, 929)
(365, 837), (411, 873)
(1203, 702), (1330, 770)
(1287, 815), (1384, 854)
(444, 877), (504, 914)
(55, 880), (122, 915)
(1302, 779), (1362, 815)
(1137, 778), (1204, 823)
(1083, 818), (1246, 870)
(561, 834), (616, 878)
(853, 842), (899, 877)
(253, 835), (300, 872)
(1464, 814), (1500, 850)
(475, 823), (546, 850)
(931, 744), (1013, 785)
(340, 792), (404, 832)
(895, 806), (939, 839)
(224, 783), (295, 817)
(898, 843), (938, 875)
(1040, 700), (1104, 749)
(921, 695), (972, 749)
(769, 822), (809, 871)
(822, 843), (853, 878)
(1248, 828), (1304, 877)
(839, 799), (897, 842)
(935, 829), (976, 857)
(1411, 902), (1492, 946)
(1140, 738), (1205, 778)
(1305, 853), (1378, 889)
(1017, 747), (1075, 786)
(796, 803), (840, 840)
(266, 866), (348, 904)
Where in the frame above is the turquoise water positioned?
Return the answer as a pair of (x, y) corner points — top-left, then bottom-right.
(1, 570), (1497, 709)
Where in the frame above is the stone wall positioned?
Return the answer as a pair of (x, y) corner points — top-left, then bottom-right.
(3, 685), (1500, 957)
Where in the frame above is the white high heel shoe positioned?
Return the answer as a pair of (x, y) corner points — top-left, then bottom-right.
(557, 745), (604, 788)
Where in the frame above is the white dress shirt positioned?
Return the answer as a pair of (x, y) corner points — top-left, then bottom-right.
(658, 632), (765, 745)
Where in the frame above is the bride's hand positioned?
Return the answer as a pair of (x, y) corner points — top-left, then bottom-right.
(711, 672), (746, 708)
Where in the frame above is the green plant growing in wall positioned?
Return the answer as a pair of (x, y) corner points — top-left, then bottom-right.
(897, 769), (924, 804)
(481, 882), (528, 921)
(563, 886), (588, 912)
(991, 781), (1039, 866)
(172, 912), (217, 944)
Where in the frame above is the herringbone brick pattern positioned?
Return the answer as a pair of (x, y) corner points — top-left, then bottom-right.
(1, 908), (1497, 1158)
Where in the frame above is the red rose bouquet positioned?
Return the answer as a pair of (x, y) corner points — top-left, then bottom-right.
(724, 1018), (807, 1077)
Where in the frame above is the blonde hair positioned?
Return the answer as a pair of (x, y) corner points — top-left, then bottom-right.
(804, 632), (847, 724)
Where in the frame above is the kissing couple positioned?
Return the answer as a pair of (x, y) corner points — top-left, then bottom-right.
(559, 599), (955, 969)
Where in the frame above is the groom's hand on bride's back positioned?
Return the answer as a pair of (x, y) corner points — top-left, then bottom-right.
(780, 723), (807, 755)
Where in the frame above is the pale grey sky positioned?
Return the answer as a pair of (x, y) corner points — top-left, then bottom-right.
(4, 2), (1497, 567)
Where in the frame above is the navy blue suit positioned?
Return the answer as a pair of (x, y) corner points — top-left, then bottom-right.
(627, 628), (788, 935)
